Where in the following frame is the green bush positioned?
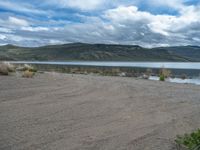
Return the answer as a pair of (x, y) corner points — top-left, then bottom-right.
(175, 129), (200, 150)
(159, 74), (165, 81)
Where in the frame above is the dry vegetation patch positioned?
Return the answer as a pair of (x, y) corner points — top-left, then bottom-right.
(22, 70), (35, 78)
(0, 62), (15, 75)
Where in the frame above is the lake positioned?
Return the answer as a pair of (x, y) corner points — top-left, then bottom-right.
(8, 61), (200, 70)
(7, 61), (200, 85)
(149, 76), (200, 85)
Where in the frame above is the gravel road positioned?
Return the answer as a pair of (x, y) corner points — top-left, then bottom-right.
(0, 72), (200, 150)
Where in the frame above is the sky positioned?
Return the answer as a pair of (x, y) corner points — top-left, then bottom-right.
(0, 0), (200, 47)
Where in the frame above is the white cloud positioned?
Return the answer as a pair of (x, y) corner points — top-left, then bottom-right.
(0, 1), (200, 47)
(0, 1), (46, 14)
(104, 6), (171, 37)
(104, 5), (200, 38)
(8, 17), (29, 27)
(147, 0), (184, 10)
(104, 6), (151, 22)
(21, 27), (49, 32)
(47, 0), (106, 10)
(49, 39), (65, 45)
(0, 27), (13, 33)
(0, 34), (6, 40)
(67, 0), (105, 10)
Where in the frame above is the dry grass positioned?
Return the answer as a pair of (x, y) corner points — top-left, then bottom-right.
(24, 64), (37, 72)
(146, 68), (153, 76)
(16, 64), (37, 72)
(160, 67), (171, 78)
(22, 70), (35, 78)
(0, 62), (15, 75)
(158, 67), (171, 81)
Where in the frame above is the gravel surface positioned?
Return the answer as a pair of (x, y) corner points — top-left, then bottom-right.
(0, 72), (200, 150)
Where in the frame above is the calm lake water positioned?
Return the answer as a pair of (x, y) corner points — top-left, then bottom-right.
(149, 76), (200, 85)
(8, 61), (200, 70)
(8, 61), (200, 85)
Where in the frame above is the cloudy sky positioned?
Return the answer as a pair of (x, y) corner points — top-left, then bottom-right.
(0, 0), (200, 47)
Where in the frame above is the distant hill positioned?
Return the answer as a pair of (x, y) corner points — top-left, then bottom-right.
(0, 43), (200, 61)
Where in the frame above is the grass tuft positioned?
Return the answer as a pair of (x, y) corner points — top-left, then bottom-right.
(175, 129), (200, 150)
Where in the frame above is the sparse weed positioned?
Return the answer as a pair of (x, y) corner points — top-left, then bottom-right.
(159, 67), (171, 81)
(175, 129), (200, 150)
(160, 67), (171, 78)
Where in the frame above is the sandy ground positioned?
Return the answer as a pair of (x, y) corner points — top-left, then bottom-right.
(0, 72), (200, 150)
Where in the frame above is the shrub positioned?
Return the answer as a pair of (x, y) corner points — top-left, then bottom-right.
(22, 70), (35, 78)
(175, 129), (200, 150)
(181, 74), (187, 80)
(0, 63), (9, 75)
(146, 68), (152, 76)
(24, 64), (37, 72)
(17, 64), (37, 72)
(159, 67), (171, 78)
(0, 62), (15, 75)
(159, 67), (171, 82)
(159, 74), (165, 81)
(5, 62), (15, 72)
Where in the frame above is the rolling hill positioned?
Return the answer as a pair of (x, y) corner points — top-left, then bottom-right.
(0, 43), (200, 61)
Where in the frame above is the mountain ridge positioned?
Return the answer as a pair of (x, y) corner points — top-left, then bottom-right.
(0, 43), (200, 62)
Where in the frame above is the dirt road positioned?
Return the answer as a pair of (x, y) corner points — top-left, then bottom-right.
(0, 73), (200, 150)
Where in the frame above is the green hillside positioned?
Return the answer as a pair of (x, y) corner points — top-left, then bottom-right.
(0, 43), (200, 61)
